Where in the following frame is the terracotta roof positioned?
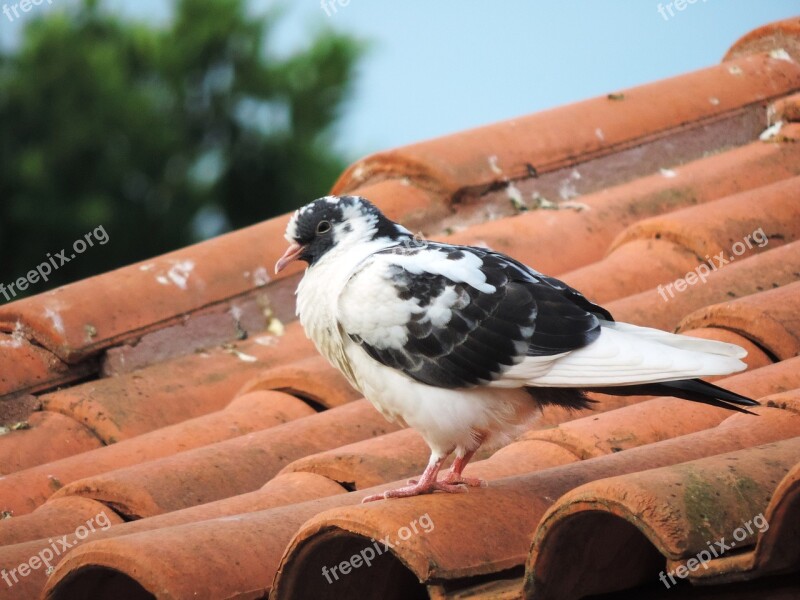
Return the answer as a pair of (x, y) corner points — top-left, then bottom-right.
(0, 17), (799, 600)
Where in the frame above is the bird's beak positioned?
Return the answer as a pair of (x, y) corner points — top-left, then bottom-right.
(275, 242), (306, 274)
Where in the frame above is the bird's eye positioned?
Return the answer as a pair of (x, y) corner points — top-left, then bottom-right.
(316, 220), (332, 235)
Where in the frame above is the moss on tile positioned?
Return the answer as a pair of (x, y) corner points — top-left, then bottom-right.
(48, 475), (64, 491)
(681, 465), (763, 546)
(629, 187), (698, 218)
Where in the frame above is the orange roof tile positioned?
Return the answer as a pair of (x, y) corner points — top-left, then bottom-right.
(270, 401), (800, 599)
(0, 390), (313, 516)
(694, 450), (800, 585)
(0, 321), (317, 478)
(0, 335), (92, 401)
(678, 280), (800, 360)
(0, 496), (123, 548)
(333, 51), (800, 199)
(2, 472), (349, 599)
(607, 240), (800, 332)
(724, 18), (800, 62)
(44, 399), (399, 519)
(561, 176), (800, 302)
(525, 435), (800, 599)
(0, 411), (101, 476)
(774, 92), (800, 125)
(446, 134), (800, 276)
(1, 17), (799, 600)
(0, 215), (292, 363)
(236, 354), (362, 409)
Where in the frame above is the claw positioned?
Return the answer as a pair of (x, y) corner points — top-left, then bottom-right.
(361, 447), (488, 502)
(440, 473), (487, 488)
(362, 480), (468, 503)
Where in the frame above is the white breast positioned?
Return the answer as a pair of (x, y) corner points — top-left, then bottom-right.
(295, 238), (398, 388)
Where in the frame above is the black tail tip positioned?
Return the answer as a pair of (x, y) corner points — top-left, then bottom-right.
(660, 379), (760, 409)
(738, 397), (761, 407)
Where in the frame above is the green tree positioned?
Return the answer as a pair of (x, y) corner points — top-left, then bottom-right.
(0, 0), (364, 300)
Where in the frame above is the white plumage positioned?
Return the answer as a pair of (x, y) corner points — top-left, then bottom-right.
(275, 195), (756, 501)
(501, 324), (746, 387)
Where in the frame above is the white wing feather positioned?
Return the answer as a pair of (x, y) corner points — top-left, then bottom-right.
(498, 322), (747, 388)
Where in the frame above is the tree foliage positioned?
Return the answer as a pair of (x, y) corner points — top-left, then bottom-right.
(0, 0), (363, 298)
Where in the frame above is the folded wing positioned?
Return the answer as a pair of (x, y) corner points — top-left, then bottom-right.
(337, 243), (607, 388)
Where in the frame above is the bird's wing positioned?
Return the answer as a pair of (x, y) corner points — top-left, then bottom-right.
(337, 243), (606, 389)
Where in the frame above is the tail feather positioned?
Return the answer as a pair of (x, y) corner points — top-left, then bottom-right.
(520, 321), (760, 414)
(524, 387), (595, 411)
(656, 379), (759, 412)
(601, 321), (747, 358)
(517, 324), (748, 387)
(587, 378), (760, 415)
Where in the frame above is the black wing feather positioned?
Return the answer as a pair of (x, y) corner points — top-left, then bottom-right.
(347, 243), (609, 389)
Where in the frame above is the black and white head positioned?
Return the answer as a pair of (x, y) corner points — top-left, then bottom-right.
(275, 195), (412, 273)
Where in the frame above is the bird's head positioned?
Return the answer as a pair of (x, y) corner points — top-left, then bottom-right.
(275, 195), (412, 273)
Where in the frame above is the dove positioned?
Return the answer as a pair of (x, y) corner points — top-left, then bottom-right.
(275, 195), (757, 501)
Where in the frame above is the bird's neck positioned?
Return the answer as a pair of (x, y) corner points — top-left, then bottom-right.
(313, 234), (406, 276)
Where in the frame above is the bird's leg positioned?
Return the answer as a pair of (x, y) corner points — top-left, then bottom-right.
(440, 449), (487, 487)
(361, 453), (469, 502)
(441, 435), (487, 488)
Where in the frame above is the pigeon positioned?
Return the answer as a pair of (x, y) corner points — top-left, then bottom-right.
(275, 195), (758, 502)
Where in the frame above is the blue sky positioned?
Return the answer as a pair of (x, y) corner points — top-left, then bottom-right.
(3, 1), (797, 159)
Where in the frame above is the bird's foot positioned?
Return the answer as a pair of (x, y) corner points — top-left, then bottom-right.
(440, 472), (488, 488)
(362, 480), (468, 503)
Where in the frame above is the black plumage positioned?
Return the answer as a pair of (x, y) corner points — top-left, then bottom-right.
(348, 243), (609, 389)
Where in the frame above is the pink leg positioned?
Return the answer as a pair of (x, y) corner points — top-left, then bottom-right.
(362, 453), (469, 502)
(441, 440), (487, 488)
